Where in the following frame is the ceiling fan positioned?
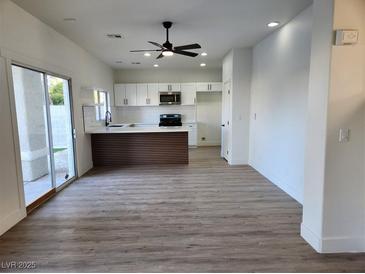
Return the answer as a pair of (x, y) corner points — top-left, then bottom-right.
(130, 21), (201, 59)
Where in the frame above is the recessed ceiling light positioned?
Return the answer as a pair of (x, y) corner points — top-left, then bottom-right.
(153, 64), (159, 67)
(63, 18), (76, 22)
(267, 21), (280, 28)
(162, 50), (174, 57)
(201, 52), (207, 56)
(200, 63), (206, 67)
(144, 52), (151, 57)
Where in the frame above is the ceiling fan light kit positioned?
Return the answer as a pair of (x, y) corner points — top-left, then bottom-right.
(130, 21), (202, 60)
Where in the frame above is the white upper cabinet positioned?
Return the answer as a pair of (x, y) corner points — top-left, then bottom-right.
(114, 84), (137, 106)
(147, 84), (159, 106)
(136, 84), (148, 106)
(114, 84), (127, 106)
(158, 83), (181, 92)
(181, 83), (197, 105)
(115, 82), (220, 107)
(196, 82), (222, 92)
(125, 84), (137, 106)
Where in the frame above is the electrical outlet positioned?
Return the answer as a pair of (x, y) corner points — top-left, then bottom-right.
(201, 137), (206, 141)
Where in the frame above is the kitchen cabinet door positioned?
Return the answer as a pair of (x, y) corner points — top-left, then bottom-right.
(196, 82), (209, 92)
(196, 82), (222, 92)
(158, 83), (181, 92)
(181, 83), (197, 105)
(186, 123), (198, 146)
(136, 84), (148, 106)
(125, 84), (137, 106)
(210, 82), (222, 92)
(147, 83), (159, 106)
(169, 83), (181, 91)
(158, 83), (169, 92)
(114, 84), (126, 106)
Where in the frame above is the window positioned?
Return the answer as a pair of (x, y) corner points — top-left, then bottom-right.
(94, 90), (110, 121)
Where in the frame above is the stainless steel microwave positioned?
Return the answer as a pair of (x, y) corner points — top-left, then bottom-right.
(159, 92), (181, 105)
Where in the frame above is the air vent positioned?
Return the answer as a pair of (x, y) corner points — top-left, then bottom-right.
(107, 34), (123, 39)
(131, 62), (141, 65)
(115, 61), (123, 64)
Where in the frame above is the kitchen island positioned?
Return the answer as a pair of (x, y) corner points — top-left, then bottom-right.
(86, 126), (190, 166)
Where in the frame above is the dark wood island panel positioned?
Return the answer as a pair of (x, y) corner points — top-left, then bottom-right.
(91, 132), (189, 166)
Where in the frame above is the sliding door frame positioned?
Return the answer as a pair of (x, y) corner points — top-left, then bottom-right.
(7, 60), (78, 211)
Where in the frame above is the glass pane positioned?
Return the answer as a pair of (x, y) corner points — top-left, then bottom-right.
(47, 75), (76, 188)
(99, 91), (106, 118)
(12, 65), (53, 205)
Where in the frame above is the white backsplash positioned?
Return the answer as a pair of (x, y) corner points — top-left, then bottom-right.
(83, 106), (104, 131)
(114, 105), (196, 124)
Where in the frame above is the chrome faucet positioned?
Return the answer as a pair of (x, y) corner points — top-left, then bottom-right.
(105, 111), (112, 127)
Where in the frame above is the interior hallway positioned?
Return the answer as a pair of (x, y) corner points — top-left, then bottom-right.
(0, 147), (365, 272)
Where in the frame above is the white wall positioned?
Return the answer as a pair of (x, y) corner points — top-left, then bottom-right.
(222, 48), (252, 165)
(322, 0), (365, 251)
(0, 0), (114, 235)
(302, 0), (365, 253)
(114, 68), (222, 83)
(249, 6), (313, 203)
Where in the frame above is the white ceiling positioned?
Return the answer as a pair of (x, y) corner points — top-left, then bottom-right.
(12, 0), (312, 69)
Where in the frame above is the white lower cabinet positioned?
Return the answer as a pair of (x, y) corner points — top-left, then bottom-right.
(185, 123), (198, 147)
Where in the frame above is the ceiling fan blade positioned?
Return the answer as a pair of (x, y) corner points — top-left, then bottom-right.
(174, 43), (201, 51)
(130, 49), (162, 52)
(148, 41), (165, 49)
(156, 53), (164, 59)
(174, 50), (199, 57)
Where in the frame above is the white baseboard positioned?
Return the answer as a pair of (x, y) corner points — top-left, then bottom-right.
(197, 142), (221, 147)
(322, 236), (365, 253)
(301, 223), (365, 253)
(249, 164), (303, 204)
(0, 208), (26, 236)
(301, 223), (322, 252)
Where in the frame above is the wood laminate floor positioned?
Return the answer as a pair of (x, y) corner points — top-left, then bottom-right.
(1, 147), (365, 272)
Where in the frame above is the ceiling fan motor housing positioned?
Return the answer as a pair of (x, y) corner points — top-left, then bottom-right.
(163, 21), (173, 29)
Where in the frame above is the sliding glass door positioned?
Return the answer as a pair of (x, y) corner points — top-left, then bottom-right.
(12, 65), (76, 206)
(47, 75), (76, 187)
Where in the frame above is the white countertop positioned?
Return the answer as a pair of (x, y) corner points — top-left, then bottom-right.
(85, 126), (191, 134)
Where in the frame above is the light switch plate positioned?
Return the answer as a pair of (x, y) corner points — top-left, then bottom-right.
(335, 30), (359, 45)
(339, 128), (350, 143)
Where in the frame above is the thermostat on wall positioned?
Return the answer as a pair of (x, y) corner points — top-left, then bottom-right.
(335, 29), (359, 45)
